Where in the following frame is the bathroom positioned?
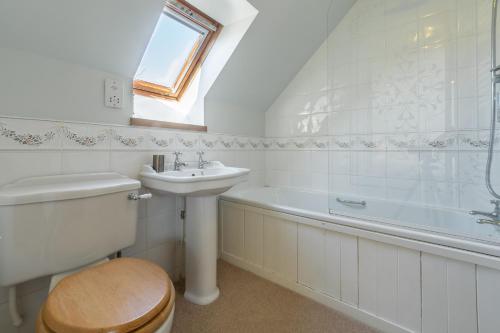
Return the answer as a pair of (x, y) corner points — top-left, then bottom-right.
(0, 0), (499, 332)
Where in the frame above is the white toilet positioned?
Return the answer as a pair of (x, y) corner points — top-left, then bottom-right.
(0, 173), (175, 333)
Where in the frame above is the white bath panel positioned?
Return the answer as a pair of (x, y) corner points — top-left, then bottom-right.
(340, 234), (358, 306)
(298, 224), (325, 291)
(243, 210), (263, 267)
(359, 239), (378, 314)
(263, 216), (297, 281)
(323, 229), (342, 299)
(221, 204), (245, 259)
(297, 225), (342, 300)
(447, 260), (477, 333)
(219, 199), (500, 333)
(422, 253), (477, 333)
(477, 266), (500, 333)
(358, 239), (421, 332)
(396, 247), (421, 332)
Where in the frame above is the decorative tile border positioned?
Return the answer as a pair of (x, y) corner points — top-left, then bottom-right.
(0, 117), (265, 151)
(0, 122), (56, 146)
(420, 132), (458, 150)
(61, 126), (107, 147)
(150, 135), (174, 148)
(109, 129), (145, 148)
(269, 131), (500, 152)
(386, 134), (419, 150)
(352, 135), (386, 150)
(458, 131), (500, 151)
(1, 117), (498, 153)
(330, 136), (352, 150)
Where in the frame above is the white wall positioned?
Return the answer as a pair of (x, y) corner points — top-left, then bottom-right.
(0, 47), (134, 125)
(0, 43), (266, 137)
(265, 0), (500, 213)
(205, 100), (265, 136)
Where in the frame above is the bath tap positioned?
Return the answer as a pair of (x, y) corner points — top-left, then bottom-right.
(173, 152), (188, 171)
(469, 200), (500, 225)
(197, 151), (209, 169)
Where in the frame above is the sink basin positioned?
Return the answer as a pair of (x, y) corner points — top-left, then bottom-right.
(139, 162), (249, 196)
(139, 161), (250, 305)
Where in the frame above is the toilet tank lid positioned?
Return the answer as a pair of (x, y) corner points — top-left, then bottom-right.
(0, 173), (141, 206)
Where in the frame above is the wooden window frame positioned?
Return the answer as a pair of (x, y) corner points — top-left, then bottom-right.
(130, 117), (207, 132)
(133, 0), (222, 102)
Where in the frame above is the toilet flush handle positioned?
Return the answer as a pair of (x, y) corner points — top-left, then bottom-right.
(127, 193), (152, 201)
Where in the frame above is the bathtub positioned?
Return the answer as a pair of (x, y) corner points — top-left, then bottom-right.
(221, 187), (500, 257)
(219, 187), (500, 333)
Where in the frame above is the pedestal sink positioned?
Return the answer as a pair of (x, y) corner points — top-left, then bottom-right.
(140, 161), (250, 305)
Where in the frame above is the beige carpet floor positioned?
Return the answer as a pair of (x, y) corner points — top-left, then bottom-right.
(172, 261), (377, 333)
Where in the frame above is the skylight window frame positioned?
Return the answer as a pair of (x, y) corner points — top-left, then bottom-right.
(133, 0), (222, 102)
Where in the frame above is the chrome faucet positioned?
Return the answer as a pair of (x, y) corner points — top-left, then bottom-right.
(173, 152), (187, 171)
(197, 151), (209, 169)
(469, 200), (500, 225)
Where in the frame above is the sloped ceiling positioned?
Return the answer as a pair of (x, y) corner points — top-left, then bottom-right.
(206, 0), (356, 113)
(0, 0), (165, 77)
(0, 0), (355, 115)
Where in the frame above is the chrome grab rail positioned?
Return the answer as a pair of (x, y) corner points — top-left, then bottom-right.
(336, 197), (366, 207)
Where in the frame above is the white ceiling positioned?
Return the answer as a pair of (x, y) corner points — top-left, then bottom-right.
(205, 0), (356, 113)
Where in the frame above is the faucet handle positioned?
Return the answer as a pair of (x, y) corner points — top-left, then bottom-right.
(196, 151), (205, 156)
(174, 151), (182, 158)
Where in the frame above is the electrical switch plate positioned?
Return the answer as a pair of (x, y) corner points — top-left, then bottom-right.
(105, 79), (123, 109)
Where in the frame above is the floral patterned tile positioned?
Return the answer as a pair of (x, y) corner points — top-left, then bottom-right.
(273, 138), (290, 150)
(287, 137), (311, 150)
(217, 135), (235, 150)
(233, 137), (250, 150)
(310, 136), (329, 150)
(351, 135), (386, 151)
(458, 130), (498, 151)
(147, 129), (176, 150)
(419, 131), (458, 150)
(386, 133), (419, 151)
(175, 132), (200, 150)
(330, 135), (353, 150)
(109, 127), (147, 150)
(61, 123), (109, 150)
(0, 118), (60, 150)
(200, 134), (221, 150)
(248, 137), (264, 150)
(262, 138), (274, 149)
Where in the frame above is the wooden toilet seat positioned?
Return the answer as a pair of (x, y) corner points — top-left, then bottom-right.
(36, 258), (175, 333)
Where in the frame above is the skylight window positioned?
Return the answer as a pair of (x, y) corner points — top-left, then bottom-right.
(134, 0), (221, 101)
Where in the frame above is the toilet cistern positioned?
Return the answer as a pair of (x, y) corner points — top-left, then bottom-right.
(0, 173), (146, 327)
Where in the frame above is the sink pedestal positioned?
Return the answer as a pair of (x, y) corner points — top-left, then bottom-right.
(183, 195), (220, 305)
(139, 162), (250, 305)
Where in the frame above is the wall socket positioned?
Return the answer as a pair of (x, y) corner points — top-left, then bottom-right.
(104, 79), (123, 109)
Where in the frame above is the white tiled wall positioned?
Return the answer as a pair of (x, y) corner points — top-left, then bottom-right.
(0, 116), (265, 332)
(265, 0), (500, 212)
